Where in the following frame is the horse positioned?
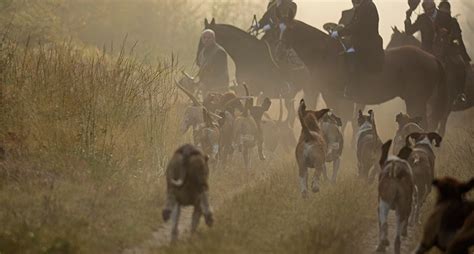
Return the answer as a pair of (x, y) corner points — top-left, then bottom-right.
(387, 26), (474, 112)
(276, 17), (450, 135)
(199, 18), (359, 133)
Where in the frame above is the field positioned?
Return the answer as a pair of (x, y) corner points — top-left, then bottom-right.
(0, 1), (474, 253)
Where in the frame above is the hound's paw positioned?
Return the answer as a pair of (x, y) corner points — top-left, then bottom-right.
(204, 213), (214, 227)
(311, 182), (320, 193)
(162, 209), (172, 222)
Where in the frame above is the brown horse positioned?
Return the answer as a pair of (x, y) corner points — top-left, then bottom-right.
(387, 26), (474, 112)
(277, 18), (450, 135)
(199, 18), (313, 127)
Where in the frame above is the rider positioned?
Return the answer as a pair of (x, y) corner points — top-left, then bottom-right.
(434, 0), (469, 103)
(338, 2), (356, 49)
(435, 0), (471, 64)
(331, 0), (384, 98)
(404, 0), (438, 54)
(196, 29), (230, 95)
(251, 0), (297, 40)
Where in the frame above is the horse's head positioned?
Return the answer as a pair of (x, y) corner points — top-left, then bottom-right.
(386, 26), (420, 49)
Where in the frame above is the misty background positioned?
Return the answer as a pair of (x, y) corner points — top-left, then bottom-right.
(1, 0), (472, 67)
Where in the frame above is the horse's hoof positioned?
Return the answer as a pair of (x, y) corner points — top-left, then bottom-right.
(311, 184), (320, 193)
(381, 238), (390, 247)
(162, 209), (171, 222)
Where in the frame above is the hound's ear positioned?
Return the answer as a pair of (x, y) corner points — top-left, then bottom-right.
(299, 99), (307, 111)
(398, 146), (413, 161)
(358, 110), (363, 118)
(315, 109), (331, 120)
(394, 26), (401, 34)
(368, 109), (375, 122)
(205, 18), (209, 28)
(204, 155), (210, 162)
(460, 178), (474, 193)
(427, 132), (442, 147)
(380, 140), (392, 167)
(405, 132), (421, 147)
(210, 18), (216, 26)
(432, 179), (441, 187)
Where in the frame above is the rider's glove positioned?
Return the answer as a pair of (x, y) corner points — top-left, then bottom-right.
(262, 24), (272, 32)
(330, 31), (339, 39)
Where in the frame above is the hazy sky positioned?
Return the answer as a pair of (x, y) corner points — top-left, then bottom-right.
(278, 0), (471, 47)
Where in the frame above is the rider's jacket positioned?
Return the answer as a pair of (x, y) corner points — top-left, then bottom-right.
(258, 0), (297, 32)
(197, 44), (229, 90)
(434, 12), (471, 63)
(405, 10), (438, 53)
(339, 0), (384, 72)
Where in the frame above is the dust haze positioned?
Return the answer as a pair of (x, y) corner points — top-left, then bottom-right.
(0, 1), (473, 254)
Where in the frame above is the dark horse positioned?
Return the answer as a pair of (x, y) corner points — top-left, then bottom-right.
(199, 18), (358, 132)
(387, 26), (474, 112)
(277, 18), (450, 135)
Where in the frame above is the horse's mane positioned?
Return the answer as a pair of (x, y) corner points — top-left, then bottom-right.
(289, 20), (340, 60)
(293, 20), (331, 41)
(214, 24), (261, 43)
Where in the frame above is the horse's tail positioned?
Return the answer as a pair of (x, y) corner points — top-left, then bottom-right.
(431, 59), (449, 135)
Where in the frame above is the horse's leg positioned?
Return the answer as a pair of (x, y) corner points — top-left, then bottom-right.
(406, 99), (429, 130)
(284, 96), (296, 128)
(376, 199), (390, 252)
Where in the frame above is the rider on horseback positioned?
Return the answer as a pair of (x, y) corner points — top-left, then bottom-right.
(251, 0), (297, 39)
(405, 0), (438, 54)
(196, 29), (230, 95)
(435, 0), (471, 64)
(330, 0), (384, 98)
(434, 0), (470, 103)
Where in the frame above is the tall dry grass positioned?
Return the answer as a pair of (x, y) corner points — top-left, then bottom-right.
(0, 33), (184, 253)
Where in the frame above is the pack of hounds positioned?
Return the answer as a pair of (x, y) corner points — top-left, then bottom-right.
(163, 79), (474, 253)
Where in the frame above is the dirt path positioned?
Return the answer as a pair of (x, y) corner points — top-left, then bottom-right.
(123, 160), (274, 254)
(359, 212), (420, 254)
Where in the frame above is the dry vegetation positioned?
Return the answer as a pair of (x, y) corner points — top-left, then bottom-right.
(0, 1), (473, 254)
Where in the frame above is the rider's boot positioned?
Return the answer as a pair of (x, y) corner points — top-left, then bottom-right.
(343, 51), (358, 100)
